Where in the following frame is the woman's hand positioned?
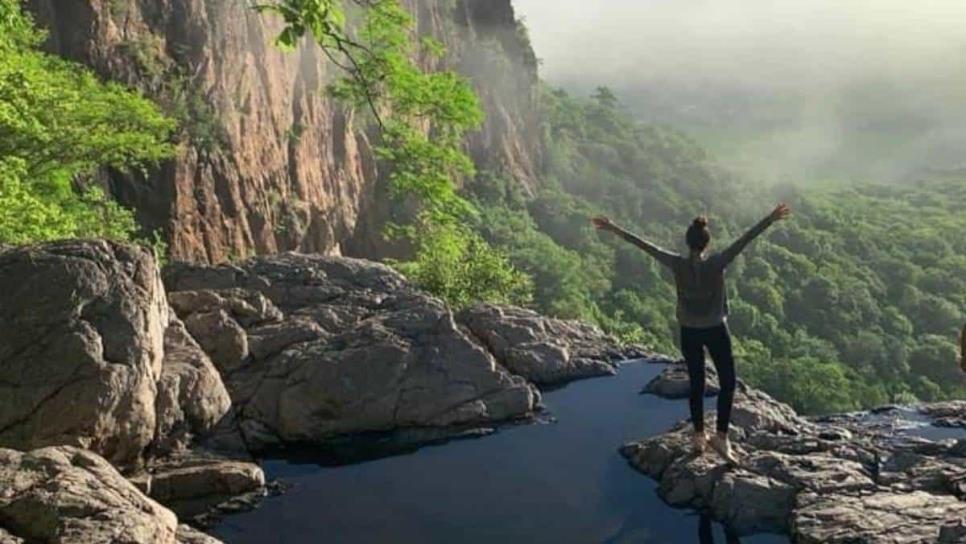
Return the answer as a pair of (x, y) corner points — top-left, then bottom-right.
(591, 216), (615, 231)
(770, 203), (792, 222)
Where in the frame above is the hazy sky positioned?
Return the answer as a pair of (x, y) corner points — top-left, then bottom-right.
(512, 0), (966, 92)
(511, 0), (966, 180)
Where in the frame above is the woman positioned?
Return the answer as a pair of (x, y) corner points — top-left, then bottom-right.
(592, 204), (791, 463)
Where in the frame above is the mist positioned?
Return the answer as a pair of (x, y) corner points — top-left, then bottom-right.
(513, 0), (966, 182)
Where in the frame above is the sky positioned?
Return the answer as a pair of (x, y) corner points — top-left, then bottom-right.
(511, 0), (966, 180)
(512, 0), (966, 92)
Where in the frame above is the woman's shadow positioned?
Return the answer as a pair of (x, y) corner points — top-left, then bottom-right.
(699, 514), (742, 544)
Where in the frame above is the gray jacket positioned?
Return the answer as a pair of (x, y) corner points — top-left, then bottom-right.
(616, 215), (775, 329)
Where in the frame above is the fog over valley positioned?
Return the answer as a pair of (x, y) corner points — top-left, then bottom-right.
(513, 0), (966, 182)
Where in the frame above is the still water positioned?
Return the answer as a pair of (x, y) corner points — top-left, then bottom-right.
(213, 362), (788, 543)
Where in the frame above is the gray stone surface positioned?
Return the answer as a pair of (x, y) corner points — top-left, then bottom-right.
(0, 241), (168, 465)
(793, 491), (966, 543)
(153, 318), (232, 455)
(130, 450), (265, 518)
(641, 362), (719, 399)
(164, 255), (542, 449)
(0, 446), (212, 544)
(622, 378), (966, 541)
(457, 303), (650, 385)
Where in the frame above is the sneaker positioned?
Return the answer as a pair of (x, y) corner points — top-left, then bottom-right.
(710, 433), (739, 465)
(691, 431), (708, 455)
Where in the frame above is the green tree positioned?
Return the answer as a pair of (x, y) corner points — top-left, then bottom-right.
(0, 0), (174, 245)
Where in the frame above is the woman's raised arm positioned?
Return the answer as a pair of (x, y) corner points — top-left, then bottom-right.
(719, 203), (791, 267)
(592, 216), (678, 267)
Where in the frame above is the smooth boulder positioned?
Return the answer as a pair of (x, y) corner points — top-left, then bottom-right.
(152, 318), (232, 455)
(457, 303), (649, 385)
(0, 241), (168, 465)
(164, 254), (540, 449)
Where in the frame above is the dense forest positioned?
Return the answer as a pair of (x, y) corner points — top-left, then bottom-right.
(2, 0), (963, 414)
(466, 86), (966, 413)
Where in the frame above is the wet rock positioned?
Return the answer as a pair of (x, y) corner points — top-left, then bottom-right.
(641, 362), (719, 399)
(940, 519), (966, 543)
(176, 525), (223, 544)
(622, 381), (966, 541)
(920, 401), (966, 428)
(164, 255), (540, 450)
(0, 241), (167, 465)
(792, 491), (966, 543)
(129, 451), (265, 519)
(457, 303), (649, 385)
(0, 446), (186, 543)
(710, 471), (797, 534)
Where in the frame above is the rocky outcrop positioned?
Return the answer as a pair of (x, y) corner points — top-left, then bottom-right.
(0, 241), (168, 466)
(0, 446), (221, 544)
(153, 317), (232, 455)
(27, 0), (541, 263)
(793, 491), (966, 543)
(130, 451), (266, 519)
(164, 254), (540, 450)
(621, 377), (966, 542)
(457, 304), (650, 385)
(0, 240), (235, 466)
(641, 361), (720, 399)
(0, 241), (254, 542)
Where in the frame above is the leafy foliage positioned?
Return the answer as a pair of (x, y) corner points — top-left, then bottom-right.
(258, 0), (482, 221)
(392, 222), (532, 309)
(259, 0), (532, 307)
(469, 85), (966, 413)
(0, 0), (174, 245)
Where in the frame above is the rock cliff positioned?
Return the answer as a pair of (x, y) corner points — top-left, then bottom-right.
(626, 371), (966, 542)
(25, 0), (541, 264)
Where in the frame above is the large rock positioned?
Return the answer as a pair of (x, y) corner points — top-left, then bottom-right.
(621, 374), (966, 541)
(0, 241), (168, 465)
(130, 451), (265, 518)
(792, 491), (966, 543)
(920, 401), (966, 428)
(641, 362), (720, 399)
(164, 254), (539, 449)
(457, 303), (649, 385)
(0, 446), (220, 544)
(153, 318), (232, 455)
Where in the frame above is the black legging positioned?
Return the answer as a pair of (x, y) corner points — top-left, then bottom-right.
(681, 324), (737, 434)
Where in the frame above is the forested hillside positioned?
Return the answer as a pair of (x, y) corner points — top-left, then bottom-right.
(467, 87), (966, 413)
(4, 0), (963, 415)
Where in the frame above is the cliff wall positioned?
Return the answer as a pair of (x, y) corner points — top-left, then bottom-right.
(27, 0), (541, 262)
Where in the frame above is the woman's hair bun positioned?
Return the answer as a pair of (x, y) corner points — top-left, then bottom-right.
(692, 216), (709, 229)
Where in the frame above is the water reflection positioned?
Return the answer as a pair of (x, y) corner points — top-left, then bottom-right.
(699, 515), (741, 544)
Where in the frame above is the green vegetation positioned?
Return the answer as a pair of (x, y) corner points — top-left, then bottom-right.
(393, 222), (532, 309)
(258, 0), (529, 307)
(467, 85), (965, 413)
(258, 3), (964, 413)
(0, 0), (174, 246)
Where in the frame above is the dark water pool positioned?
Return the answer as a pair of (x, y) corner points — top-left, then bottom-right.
(212, 362), (787, 543)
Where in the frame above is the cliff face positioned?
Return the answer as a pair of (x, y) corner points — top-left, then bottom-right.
(26, 0), (541, 263)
